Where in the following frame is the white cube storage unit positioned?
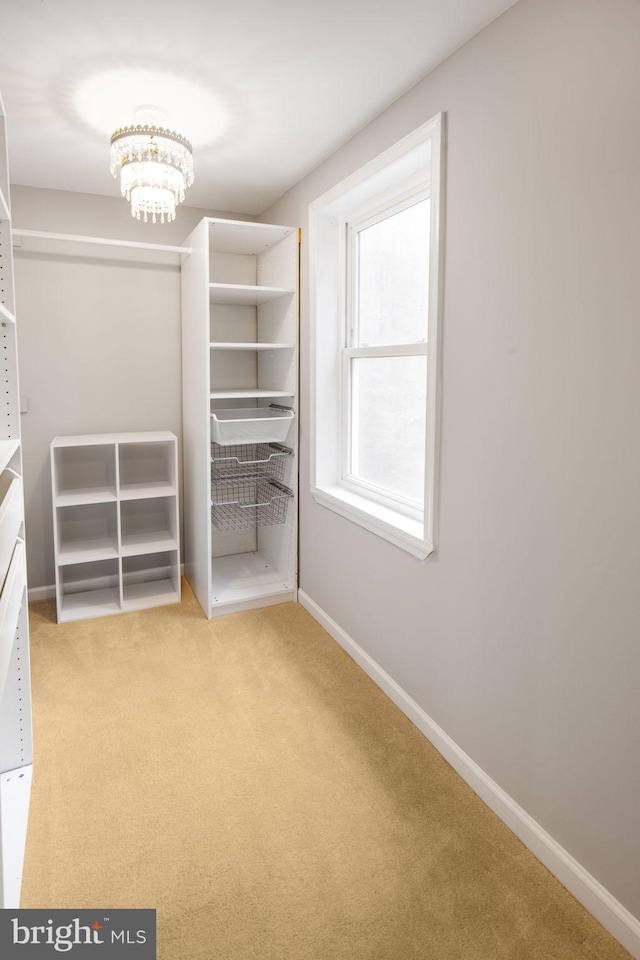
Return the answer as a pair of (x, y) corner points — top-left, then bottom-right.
(0, 93), (33, 910)
(181, 218), (299, 618)
(51, 433), (181, 622)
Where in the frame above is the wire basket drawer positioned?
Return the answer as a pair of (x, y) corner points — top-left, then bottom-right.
(211, 442), (292, 482)
(211, 478), (294, 531)
(210, 407), (294, 445)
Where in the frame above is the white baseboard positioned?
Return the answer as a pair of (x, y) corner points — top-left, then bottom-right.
(28, 584), (55, 602)
(298, 589), (640, 960)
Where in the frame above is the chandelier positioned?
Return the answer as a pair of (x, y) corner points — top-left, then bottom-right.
(110, 107), (194, 223)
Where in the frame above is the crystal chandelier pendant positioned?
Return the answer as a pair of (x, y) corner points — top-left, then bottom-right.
(110, 105), (194, 223)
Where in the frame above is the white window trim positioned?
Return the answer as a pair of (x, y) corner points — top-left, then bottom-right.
(308, 114), (445, 560)
(342, 189), (430, 512)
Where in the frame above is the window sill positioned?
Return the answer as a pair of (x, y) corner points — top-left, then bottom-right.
(311, 484), (433, 559)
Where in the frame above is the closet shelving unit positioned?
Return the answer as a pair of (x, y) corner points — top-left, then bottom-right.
(51, 432), (181, 623)
(181, 217), (299, 618)
(0, 93), (33, 909)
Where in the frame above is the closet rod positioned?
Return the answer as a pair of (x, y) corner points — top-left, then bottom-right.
(12, 228), (190, 255)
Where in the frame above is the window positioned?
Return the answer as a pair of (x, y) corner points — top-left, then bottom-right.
(344, 192), (429, 514)
(309, 115), (444, 559)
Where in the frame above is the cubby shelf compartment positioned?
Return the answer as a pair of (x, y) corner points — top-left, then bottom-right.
(120, 496), (178, 556)
(210, 552), (295, 610)
(208, 220), (294, 253)
(118, 439), (177, 500)
(51, 432), (180, 622)
(58, 558), (120, 623)
(122, 551), (180, 612)
(55, 501), (118, 565)
(52, 442), (116, 506)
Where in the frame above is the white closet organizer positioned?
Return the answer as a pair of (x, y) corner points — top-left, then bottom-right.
(0, 93), (33, 909)
(182, 217), (299, 618)
(51, 432), (181, 623)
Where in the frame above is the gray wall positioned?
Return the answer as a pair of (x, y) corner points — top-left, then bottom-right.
(11, 187), (247, 590)
(261, 0), (640, 922)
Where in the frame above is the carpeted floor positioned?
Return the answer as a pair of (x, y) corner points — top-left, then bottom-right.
(21, 582), (632, 959)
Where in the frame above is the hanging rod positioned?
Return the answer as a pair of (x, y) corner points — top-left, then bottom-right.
(12, 228), (190, 255)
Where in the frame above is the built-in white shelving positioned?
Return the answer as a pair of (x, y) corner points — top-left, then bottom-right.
(210, 342), (293, 351)
(208, 282), (293, 305)
(0, 92), (33, 910)
(51, 432), (181, 623)
(182, 217), (299, 618)
(209, 388), (294, 400)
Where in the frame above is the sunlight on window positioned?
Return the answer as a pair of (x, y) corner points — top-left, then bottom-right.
(351, 356), (427, 503)
(356, 199), (430, 347)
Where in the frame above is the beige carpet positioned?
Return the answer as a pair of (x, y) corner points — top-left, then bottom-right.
(21, 582), (631, 960)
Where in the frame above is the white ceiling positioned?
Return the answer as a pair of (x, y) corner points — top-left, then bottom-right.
(0, 0), (519, 215)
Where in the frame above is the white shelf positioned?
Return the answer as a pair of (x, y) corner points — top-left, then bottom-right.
(120, 532), (178, 556)
(209, 282), (293, 305)
(210, 342), (293, 351)
(0, 440), (19, 475)
(122, 579), (180, 611)
(57, 538), (119, 565)
(0, 187), (9, 222)
(210, 388), (293, 399)
(119, 481), (176, 500)
(208, 219), (295, 255)
(59, 588), (121, 622)
(0, 478), (22, 589)
(0, 544), (25, 701)
(0, 302), (15, 325)
(55, 486), (117, 506)
(52, 430), (177, 448)
(51, 432), (181, 622)
(211, 552), (295, 608)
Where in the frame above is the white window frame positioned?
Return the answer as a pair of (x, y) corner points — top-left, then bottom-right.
(342, 188), (429, 518)
(308, 114), (444, 559)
